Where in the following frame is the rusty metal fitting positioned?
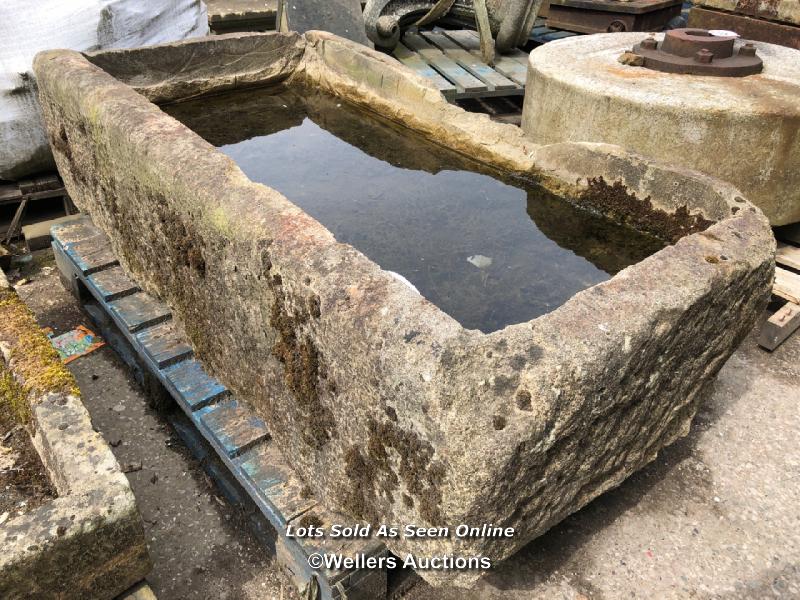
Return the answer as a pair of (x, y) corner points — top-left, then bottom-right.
(607, 20), (627, 33)
(630, 28), (763, 77)
(738, 42), (758, 57)
(640, 36), (658, 50)
(694, 48), (714, 63)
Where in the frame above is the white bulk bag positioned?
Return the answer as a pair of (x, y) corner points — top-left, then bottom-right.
(0, 0), (209, 180)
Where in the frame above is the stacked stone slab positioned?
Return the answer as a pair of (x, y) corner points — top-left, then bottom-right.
(689, 0), (800, 48)
(694, 0), (800, 25)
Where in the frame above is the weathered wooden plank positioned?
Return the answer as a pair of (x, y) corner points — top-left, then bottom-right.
(531, 25), (557, 36)
(51, 216), (98, 245)
(87, 265), (140, 302)
(459, 29), (531, 66)
(67, 237), (120, 275)
(759, 301), (800, 351)
(163, 359), (229, 410)
(197, 399), (270, 458)
(0, 183), (22, 205)
(393, 42), (457, 100)
(236, 443), (317, 525)
(776, 243), (800, 272)
(442, 29), (528, 85)
(136, 320), (193, 368)
(108, 292), (171, 333)
(403, 33), (487, 94)
(775, 267), (800, 305)
(419, 31), (519, 92)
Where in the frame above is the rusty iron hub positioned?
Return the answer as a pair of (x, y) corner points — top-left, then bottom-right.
(631, 28), (763, 76)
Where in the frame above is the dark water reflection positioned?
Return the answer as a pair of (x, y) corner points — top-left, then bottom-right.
(165, 87), (663, 332)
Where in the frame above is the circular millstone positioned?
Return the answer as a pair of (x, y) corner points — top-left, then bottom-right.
(521, 32), (800, 226)
(632, 28), (763, 76)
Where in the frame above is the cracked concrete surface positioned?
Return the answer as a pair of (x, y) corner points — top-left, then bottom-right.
(11, 248), (800, 599)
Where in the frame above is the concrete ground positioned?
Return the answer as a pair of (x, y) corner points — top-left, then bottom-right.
(11, 248), (800, 599)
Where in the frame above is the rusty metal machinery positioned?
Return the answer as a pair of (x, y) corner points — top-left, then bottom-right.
(631, 28), (764, 76)
(363, 0), (542, 51)
(545, 0), (683, 34)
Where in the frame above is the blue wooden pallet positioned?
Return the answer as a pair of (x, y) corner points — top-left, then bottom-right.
(394, 29), (529, 101)
(51, 216), (389, 600)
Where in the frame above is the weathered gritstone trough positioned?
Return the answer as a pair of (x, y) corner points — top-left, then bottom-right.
(0, 270), (150, 599)
(33, 31), (774, 587)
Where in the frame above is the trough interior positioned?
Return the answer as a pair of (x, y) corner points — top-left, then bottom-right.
(163, 84), (665, 332)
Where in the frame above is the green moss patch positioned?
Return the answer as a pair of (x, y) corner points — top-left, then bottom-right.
(0, 288), (80, 426)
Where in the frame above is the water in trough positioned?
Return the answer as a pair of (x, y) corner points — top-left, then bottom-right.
(164, 87), (664, 333)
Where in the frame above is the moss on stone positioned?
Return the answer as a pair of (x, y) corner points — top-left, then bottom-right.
(0, 365), (29, 425)
(0, 289), (80, 426)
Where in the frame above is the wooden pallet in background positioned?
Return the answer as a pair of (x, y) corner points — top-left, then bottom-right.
(393, 29), (528, 101)
(51, 216), (394, 600)
(759, 237), (800, 351)
(1, 174), (74, 243)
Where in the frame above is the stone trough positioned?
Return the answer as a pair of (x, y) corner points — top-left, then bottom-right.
(32, 31), (774, 587)
(0, 270), (150, 599)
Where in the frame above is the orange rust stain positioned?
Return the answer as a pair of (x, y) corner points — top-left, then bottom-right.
(602, 64), (661, 80)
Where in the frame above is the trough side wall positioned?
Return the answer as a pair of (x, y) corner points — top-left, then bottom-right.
(32, 45), (466, 567)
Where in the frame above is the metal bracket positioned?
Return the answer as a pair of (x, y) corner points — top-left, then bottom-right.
(631, 28), (763, 76)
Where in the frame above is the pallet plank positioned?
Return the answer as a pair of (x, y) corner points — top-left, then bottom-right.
(403, 33), (487, 94)
(441, 29), (528, 85)
(236, 444), (317, 525)
(67, 237), (120, 275)
(776, 243), (800, 272)
(419, 31), (519, 92)
(531, 25), (557, 35)
(392, 42), (457, 100)
(135, 321), (193, 369)
(87, 265), (140, 302)
(197, 399), (270, 458)
(541, 30), (578, 42)
(51, 216), (99, 245)
(759, 301), (800, 351)
(162, 359), (229, 410)
(108, 292), (172, 333)
(460, 29), (531, 66)
(775, 267), (800, 305)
